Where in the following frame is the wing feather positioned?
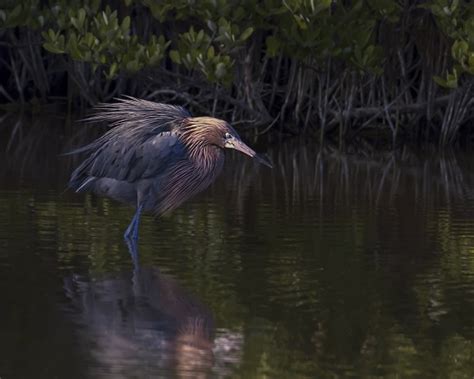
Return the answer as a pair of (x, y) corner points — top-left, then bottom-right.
(69, 98), (191, 190)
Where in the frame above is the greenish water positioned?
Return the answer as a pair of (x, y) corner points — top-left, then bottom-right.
(2, 116), (474, 378)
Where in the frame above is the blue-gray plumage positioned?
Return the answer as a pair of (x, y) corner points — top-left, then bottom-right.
(68, 97), (271, 241)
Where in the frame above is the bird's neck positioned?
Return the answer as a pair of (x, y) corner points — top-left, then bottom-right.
(179, 123), (224, 175)
(189, 144), (223, 172)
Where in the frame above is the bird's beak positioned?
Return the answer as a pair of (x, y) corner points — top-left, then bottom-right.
(225, 138), (273, 168)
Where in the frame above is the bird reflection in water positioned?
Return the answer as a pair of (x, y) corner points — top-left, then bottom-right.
(64, 264), (242, 378)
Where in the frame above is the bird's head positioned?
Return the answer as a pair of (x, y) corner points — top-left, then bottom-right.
(183, 117), (272, 167)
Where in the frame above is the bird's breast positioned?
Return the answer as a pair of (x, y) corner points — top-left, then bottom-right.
(193, 147), (224, 180)
(150, 147), (224, 215)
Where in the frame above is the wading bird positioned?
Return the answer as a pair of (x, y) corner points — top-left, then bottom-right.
(68, 97), (271, 242)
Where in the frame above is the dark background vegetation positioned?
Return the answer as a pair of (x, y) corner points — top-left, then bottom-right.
(0, 0), (473, 146)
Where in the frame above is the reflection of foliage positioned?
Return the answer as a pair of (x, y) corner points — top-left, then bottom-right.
(1, 1), (474, 143)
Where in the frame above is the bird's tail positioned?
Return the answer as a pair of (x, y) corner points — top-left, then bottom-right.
(68, 156), (96, 192)
(72, 177), (96, 192)
(61, 143), (97, 156)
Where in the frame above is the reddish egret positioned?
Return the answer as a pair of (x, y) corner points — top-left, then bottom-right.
(68, 97), (271, 241)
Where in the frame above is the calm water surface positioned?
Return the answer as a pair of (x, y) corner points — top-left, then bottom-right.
(1, 115), (474, 378)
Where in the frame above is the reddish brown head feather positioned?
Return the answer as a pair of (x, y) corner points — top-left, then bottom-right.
(180, 117), (236, 151)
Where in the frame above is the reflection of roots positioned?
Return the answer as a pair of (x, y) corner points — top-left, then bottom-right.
(221, 144), (474, 211)
(0, 113), (105, 183)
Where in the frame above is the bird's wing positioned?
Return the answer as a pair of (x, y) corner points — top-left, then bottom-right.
(85, 96), (191, 130)
(72, 131), (188, 184)
(69, 98), (192, 187)
(67, 97), (191, 155)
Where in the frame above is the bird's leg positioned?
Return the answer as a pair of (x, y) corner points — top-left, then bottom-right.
(124, 203), (144, 241)
(124, 214), (137, 240)
(125, 237), (140, 269)
(131, 203), (143, 240)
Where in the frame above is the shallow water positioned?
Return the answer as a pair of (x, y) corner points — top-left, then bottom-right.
(2, 115), (474, 378)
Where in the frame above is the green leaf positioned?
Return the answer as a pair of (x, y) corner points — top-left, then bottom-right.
(240, 27), (254, 41)
(71, 17), (79, 30)
(102, 11), (108, 25)
(215, 62), (227, 79)
(452, 40), (468, 61)
(122, 16), (130, 31)
(108, 62), (118, 78)
(78, 8), (86, 29)
(43, 42), (65, 54)
(126, 59), (139, 71)
(91, 0), (101, 13)
(434, 68), (458, 88)
(6, 4), (22, 26)
(169, 50), (181, 64)
(294, 15), (308, 30)
(207, 20), (216, 33)
(433, 75), (447, 87)
(207, 46), (215, 59)
(67, 33), (82, 60)
(468, 53), (474, 69)
(197, 29), (204, 43)
(451, 0), (459, 13)
(312, 0), (332, 14)
(266, 35), (280, 57)
(48, 28), (56, 41)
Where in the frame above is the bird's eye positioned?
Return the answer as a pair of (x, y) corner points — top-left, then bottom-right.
(225, 132), (232, 139)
